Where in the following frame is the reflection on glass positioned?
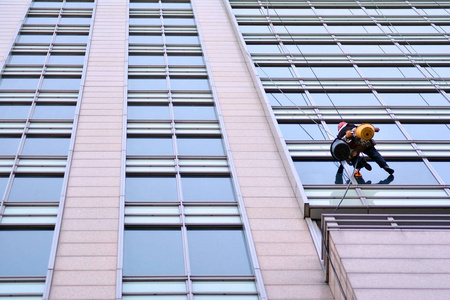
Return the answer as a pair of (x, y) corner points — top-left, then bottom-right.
(402, 124), (450, 140)
(188, 229), (253, 275)
(181, 176), (235, 202)
(124, 229), (184, 275)
(127, 137), (173, 155)
(125, 176), (178, 202)
(429, 161), (450, 185)
(8, 176), (63, 202)
(0, 229), (53, 276)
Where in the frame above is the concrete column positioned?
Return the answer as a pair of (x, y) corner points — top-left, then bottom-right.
(49, 0), (127, 298)
(0, 0), (29, 65)
(193, 0), (333, 299)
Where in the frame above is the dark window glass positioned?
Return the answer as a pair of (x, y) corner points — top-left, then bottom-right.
(0, 229), (54, 276)
(126, 176), (178, 202)
(8, 176), (63, 202)
(127, 137), (173, 155)
(188, 229), (253, 275)
(0, 105), (30, 119)
(173, 106), (216, 120)
(402, 124), (450, 140)
(123, 229), (184, 275)
(127, 105), (170, 120)
(22, 137), (70, 155)
(33, 104), (76, 119)
(181, 176), (235, 202)
(0, 137), (21, 155)
(177, 138), (225, 156)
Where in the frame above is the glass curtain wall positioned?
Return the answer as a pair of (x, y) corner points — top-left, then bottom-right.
(0, 0), (94, 297)
(122, 1), (260, 299)
(229, 0), (450, 217)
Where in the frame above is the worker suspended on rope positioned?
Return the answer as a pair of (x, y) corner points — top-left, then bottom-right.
(336, 122), (394, 178)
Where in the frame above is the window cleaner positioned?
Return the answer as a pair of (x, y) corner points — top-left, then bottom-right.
(331, 122), (394, 178)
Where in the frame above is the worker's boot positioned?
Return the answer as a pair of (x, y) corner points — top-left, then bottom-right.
(383, 165), (394, 175)
(354, 170), (363, 178)
(364, 162), (372, 171)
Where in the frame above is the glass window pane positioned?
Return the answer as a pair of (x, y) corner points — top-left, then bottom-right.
(33, 104), (76, 119)
(54, 34), (88, 43)
(129, 55), (165, 65)
(0, 105), (30, 119)
(181, 176), (235, 202)
(48, 55), (85, 65)
(128, 105), (170, 120)
(127, 137), (173, 155)
(0, 78), (40, 90)
(173, 106), (216, 120)
(41, 78), (81, 90)
(402, 124), (450, 140)
(279, 124), (330, 140)
(268, 93), (310, 106)
(358, 161), (438, 185)
(170, 79), (210, 91)
(0, 137), (21, 155)
(188, 229), (252, 275)
(0, 176), (8, 198)
(129, 17), (161, 25)
(177, 138), (224, 156)
(8, 176), (63, 202)
(247, 44), (283, 54)
(168, 55), (204, 66)
(161, 2), (191, 9)
(65, 1), (94, 8)
(164, 18), (195, 25)
(123, 229), (184, 275)
(8, 55), (47, 65)
(24, 17), (58, 24)
(22, 137), (70, 155)
(128, 79), (167, 90)
(0, 229), (53, 276)
(295, 161), (347, 185)
(430, 161), (450, 185)
(288, 44), (343, 54)
(311, 93), (380, 106)
(165, 35), (200, 45)
(129, 35), (164, 44)
(126, 176), (178, 202)
(17, 34), (53, 43)
(257, 67), (295, 78)
(130, 2), (159, 9)
(60, 17), (92, 25)
(32, 1), (63, 7)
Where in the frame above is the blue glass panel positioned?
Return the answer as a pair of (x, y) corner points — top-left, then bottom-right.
(128, 78), (167, 90)
(8, 176), (63, 202)
(0, 105), (30, 119)
(126, 176), (178, 202)
(127, 137), (173, 155)
(430, 161), (450, 185)
(279, 124), (330, 140)
(311, 93), (380, 106)
(173, 106), (216, 120)
(181, 176), (236, 202)
(402, 124), (450, 140)
(124, 229), (184, 275)
(128, 105), (170, 120)
(188, 229), (253, 275)
(22, 137), (70, 155)
(268, 93), (310, 106)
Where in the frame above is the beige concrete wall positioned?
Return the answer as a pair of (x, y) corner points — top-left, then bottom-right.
(0, 0), (29, 65)
(329, 230), (450, 300)
(49, 0), (127, 299)
(193, 0), (332, 299)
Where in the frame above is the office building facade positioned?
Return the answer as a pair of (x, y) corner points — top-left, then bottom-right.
(0, 0), (449, 299)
